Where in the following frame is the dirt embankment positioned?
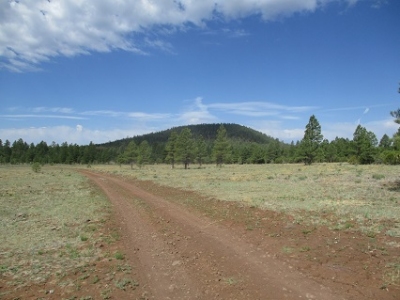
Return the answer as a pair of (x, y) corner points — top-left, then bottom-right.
(80, 170), (400, 300)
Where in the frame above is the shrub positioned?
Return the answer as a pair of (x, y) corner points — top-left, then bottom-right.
(31, 162), (41, 173)
(372, 174), (385, 180)
(114, 251), (125, 260)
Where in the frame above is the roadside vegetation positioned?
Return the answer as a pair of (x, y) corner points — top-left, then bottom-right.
(93, 163), (400, 238)
(0, 165), (136, 299)
(92, 162), (400, 293)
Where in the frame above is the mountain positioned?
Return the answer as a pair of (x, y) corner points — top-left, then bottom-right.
(97, 123), (279, 149)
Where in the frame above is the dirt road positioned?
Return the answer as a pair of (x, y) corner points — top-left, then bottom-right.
(81, 170), (348, 300)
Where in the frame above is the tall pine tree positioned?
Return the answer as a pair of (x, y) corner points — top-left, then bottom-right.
(176, 127), (195, 169)
(213, 125), (230, 167)
(137, 140), (152, 168)
(300, 115), (323, 165)
(165, 131), (178, 168)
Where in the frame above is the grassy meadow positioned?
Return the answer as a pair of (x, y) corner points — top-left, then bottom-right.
(1, 162), (399, 297)
(0, 165), (117, 298)
(93, 163), (400, 237)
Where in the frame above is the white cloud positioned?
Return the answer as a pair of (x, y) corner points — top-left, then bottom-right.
(179, 97), (218, 124)
(0, 125), (149, 145)
(322, 118), (399, 141)
(3, 97), (395, 145)
(128, 112), (171, 120)
(0, 114), (85, 120)
(208, 101), (316, 117)
(81, 110), (125, 117)
(31, 107), (74, 114)
(250, 120), (305, 142)
(0, 0), (365, 72)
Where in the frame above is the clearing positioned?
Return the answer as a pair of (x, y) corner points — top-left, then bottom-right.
(1, 165), (399, 299)
(79, 168), (399, 299)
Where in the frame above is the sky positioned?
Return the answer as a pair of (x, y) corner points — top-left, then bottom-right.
(1, 0), (399, 146)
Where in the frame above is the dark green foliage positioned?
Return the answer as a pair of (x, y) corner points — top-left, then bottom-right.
(352, 125), (378, 164)
(124, 141), (138, 169)
(299, 115), (323, 165)
(379, 134), (392, 149)
(137, 140), (152, 168)
(195, 135), (207, 167)
(31, 162), (41, 173)
(98, 123), (276, 148)
(391, 109), (400, 124)
(0, 121), (394, 166)
(176, 128), (195, 169)
(213, 125), (231, 167)
(165, 131), (178, 168)
(380, 150), (400, 165)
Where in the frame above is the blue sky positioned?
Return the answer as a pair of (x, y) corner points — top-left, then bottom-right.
(1, 0), (399, 145)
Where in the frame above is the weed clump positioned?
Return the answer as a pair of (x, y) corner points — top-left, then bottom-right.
(114, 251), (125, 260)
(31, 162), (41, 173)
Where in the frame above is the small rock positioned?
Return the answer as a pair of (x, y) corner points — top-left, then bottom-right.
(172, 260), (181, 266)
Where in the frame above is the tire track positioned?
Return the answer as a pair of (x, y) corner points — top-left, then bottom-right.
(81, 170), (343, 300)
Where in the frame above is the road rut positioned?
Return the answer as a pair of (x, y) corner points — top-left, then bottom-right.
(81, 170), (343, 300)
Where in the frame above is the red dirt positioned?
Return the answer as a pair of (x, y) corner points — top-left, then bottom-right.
(79, 170), (399, 299)
(3, 169), (399, 299)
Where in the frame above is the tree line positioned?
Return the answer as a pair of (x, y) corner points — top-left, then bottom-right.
(1, 119), (400, 167)
(0, 140), (116, 165)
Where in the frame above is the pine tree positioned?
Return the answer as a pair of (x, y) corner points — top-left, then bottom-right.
(196, 135), (207, 167)
(124, 141), (138, 169)
(213, 125), (230, 167)
(137, 140), (152, 168)
(352, 125), (377, 164)
(379, 134), (392, 149)
(165, 131), (178, 168)
(176, 127), (195, 169)
(300, 115), (323, 165)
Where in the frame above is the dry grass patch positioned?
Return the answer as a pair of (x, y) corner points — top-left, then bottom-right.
(92, 163), (400, 236)
(0, 165), (129, 299)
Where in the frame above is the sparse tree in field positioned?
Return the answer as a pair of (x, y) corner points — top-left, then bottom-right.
(31, 162), (41, 173)
(352, 125), (377, 164)
(176, 127), (195, 169)
(124, 141), (138, 169)
(165, 131), (178, 168)
(300, 115), (323, 165)
(137, 140), (152, 168)
(213, 125), (230, 167)
(196, 135), (207, 167)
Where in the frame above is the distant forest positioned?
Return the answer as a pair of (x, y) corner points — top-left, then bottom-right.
(1, 122), (400, 166)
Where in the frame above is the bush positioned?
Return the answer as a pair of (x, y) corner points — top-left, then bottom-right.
(381, 150), (400, 165)
(372, 174), (385, 180)
(31, 162), (41, 173)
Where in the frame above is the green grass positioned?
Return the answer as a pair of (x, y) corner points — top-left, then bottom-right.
(114, 277), (138, 290)
(372, 173), (385, 180)
(91, 163), (400, 236)
(114, 251), (125, 260)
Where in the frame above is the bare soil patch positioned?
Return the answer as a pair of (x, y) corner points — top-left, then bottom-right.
(78, 170), (399, 299)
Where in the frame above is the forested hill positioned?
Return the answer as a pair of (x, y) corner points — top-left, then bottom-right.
(98, 123), (278, 149)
